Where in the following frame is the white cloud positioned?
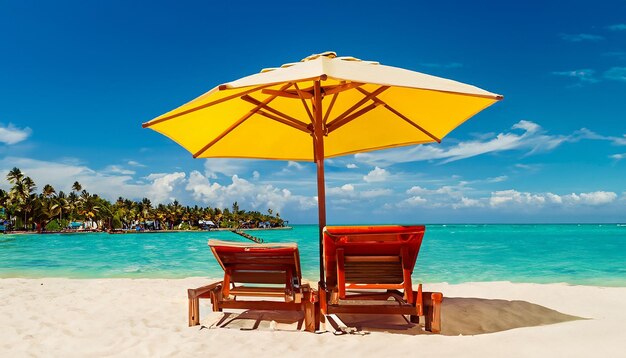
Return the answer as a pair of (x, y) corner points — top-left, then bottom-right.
(576, 128), (626, 145)
(489, 190), (546, 207)
(488, 175), (508, 183)
(356, 120), (575, 166)
(546, 193), (562, 204)
(452, 197), (483, 209)
(559, 33), (604, 42)
(401, 196), (427, 207)
(185, 170), (315, 211)
(203, 158), (256, 178)
(252, 170), (260, 179)
(610, 153), (626, 160)
(127, 160), (146, 167)
(552, 69), (598, 83)
(0, 157), (146, 200)
(360, 189), (392, 198)
(287, 161), (304, 170)
(603, 67), (626, 82)
(564, 191), (617, 205)
(327, 183), (391, 200)
(363, 166), (389, 182)
(104, 165), (135, 175)
(514, 163), (540, 171)
(0, 124), (32, 145)
(407, 185), (460, 197)
(328, 184), (355, 196)
(607, 24), (626, 31)
(489, 190), (617, 207)
(355, 120), (626, 167)
(145, 172), (186, 204)
(346, 163), (358, 169)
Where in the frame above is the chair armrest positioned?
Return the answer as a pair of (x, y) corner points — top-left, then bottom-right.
(188, 281), (223, 299)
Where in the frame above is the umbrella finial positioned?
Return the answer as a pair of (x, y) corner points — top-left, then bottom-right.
(301, 51), (337, 62)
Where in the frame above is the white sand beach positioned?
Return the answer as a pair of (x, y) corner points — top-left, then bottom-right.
(1, 278), (625, 357)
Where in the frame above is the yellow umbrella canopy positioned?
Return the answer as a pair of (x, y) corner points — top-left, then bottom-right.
(144, 52), (501, 160)
(143, 51), (502, 285)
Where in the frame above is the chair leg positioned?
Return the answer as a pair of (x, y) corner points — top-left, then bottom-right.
(210, 288), (223, 312)
(188, 297), (200, 326)
(304, 300), (316, 332)
(424, 292), (443, 333)
(314, 301), (321, 331)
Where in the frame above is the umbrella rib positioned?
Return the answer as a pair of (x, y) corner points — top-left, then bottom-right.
(326, 103), (380, 134)
(261, 89), (313, 99)
(240, 95), (311, 132)
(355, 87), (441, 143)
(256, 110), (310, 133)
(142, 84), (275, 128)
(294, 83), (315, 124)
(322, 82), (364, 96)
(323, 91), (339, 125)
(192, 83), (293, 158)
(326, 86), (390, 129)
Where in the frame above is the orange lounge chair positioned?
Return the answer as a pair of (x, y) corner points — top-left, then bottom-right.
(188, 240), (317, 332)
(320, 225), (443, 333)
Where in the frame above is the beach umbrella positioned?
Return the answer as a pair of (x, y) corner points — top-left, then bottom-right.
(142, 51), (502, 287)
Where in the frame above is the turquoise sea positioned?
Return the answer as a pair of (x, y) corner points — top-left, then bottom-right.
(1, 225), (625, 286)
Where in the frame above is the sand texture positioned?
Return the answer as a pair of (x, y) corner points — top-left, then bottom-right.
(1, 278), (625, 357)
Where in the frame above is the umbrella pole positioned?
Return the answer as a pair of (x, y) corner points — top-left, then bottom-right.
(313, 80), (327, 289)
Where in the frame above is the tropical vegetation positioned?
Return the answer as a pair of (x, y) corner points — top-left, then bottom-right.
(0, 167), (286, 233)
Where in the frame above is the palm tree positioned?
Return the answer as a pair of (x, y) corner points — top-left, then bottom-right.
(42, 184), (56, 198)
(67, 191), (79, 221)
(2, 167), (288, 233)
(20, 177), (37, 229)
(33, 194), (61, 232)
(56, 195), (69, 224)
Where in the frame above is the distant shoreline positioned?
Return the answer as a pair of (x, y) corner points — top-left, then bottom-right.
(3, 226), (293, 235)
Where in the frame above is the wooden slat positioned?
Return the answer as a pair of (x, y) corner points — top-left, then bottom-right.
(344, 256), (400, 263)
(230, 286), (286, 297)
(230, 271), (286, 284)
(219, 300), (303, 311)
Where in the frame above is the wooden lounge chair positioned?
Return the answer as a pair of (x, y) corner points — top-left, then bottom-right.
(320, 225), (443, 333)
(187, 239), (317, 332)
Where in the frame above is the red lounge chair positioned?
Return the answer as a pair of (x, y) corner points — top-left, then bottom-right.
(321, 225), (443, 333)
(187, 240), (317, 332)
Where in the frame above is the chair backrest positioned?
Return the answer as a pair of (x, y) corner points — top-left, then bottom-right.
(323, 225), (425, 287)
(208, 239), (301, 285)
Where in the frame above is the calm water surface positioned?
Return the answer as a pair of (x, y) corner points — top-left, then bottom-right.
(1, 225), (625, 286)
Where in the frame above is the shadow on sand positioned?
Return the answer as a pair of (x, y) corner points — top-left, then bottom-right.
(207, 297), (584, 336)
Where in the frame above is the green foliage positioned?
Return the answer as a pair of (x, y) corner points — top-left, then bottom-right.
(45, 219), (68, 232)
(178, 222), (192, 230)
(111, 215), (122, 229)
(3, 167), (287, 232)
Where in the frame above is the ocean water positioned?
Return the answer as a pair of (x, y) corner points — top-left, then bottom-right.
(1, 224), (625, 286)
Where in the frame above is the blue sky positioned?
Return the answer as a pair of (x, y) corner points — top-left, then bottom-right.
(1, 0), (626, 223)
